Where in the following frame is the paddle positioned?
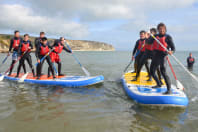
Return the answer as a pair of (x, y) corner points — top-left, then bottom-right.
(167, 57), (184, 91)
(123, 43), (145, 73)
(150, 33), (198, 82)
(64, 40), (90, 77)
(0, 51), (28, 81)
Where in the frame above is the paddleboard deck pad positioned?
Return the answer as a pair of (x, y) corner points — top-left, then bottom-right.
(121, 71), (188, 107)
(0, 73), (104, 87)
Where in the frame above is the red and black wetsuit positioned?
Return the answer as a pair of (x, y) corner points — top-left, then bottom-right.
(147, 34), (175, 92)
(36, 43), (55, 78)
(187, 56), (195, 69)
(48, 40), (71, 76)
(16, 40), (35, 77)
(132, 39), (149, 75)
(8, 37), (26, 75)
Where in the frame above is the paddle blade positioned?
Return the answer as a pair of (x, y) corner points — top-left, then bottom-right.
(0, 75), (5, 81)
(176, 80), (184, 91)
(18, 72), (28, 83)
(82, 67), (90, 76)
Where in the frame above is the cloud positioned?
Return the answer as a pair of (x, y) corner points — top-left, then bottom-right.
(0, 4), (88, 38)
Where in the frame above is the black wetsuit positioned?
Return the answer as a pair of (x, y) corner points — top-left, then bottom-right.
(147, 34), (175, 92)
(187, 56), (195, 69)
(16, 40), (35, 77)
(48, 40), (71, 76)
(36, 43), (55, 79)
(8, 37), (26, 75)
(132, 39), (149, 74)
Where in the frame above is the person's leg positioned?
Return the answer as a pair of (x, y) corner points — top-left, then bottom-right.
(37, 56), (43, 79)
(26, 54), (35, 77)
(150, 53), (162, 88)
(160, 56), (171, 94)
(8, 60), (16, 76)
(157, 67), (162, 84)
(16, 56), (25, 77)
(46, 56), (56, 78)
(144, 60), (152, 81)
(22, 63), (26, 73)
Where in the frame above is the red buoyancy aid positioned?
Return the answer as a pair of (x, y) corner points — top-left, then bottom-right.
(21, 42), (30, 52)
(54, 43), (63, 54)
(137, 40), (146, 52)
(153, 36), (168, 51)
(145, 43), (153, 51)
(12, 39), (20, 49)
(189, 58), (194, 62)
(40, 45), (49, 55)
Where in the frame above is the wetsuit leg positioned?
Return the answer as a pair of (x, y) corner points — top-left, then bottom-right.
(37, 56), (44, 78)
(157, 67), (161, 80)
(22, 63), (26, 73)
(26, 54), (35, 77)
(46, 56), (55, 78)
(57, 62), (64, 76)
(16, 55), (26, 77)
(160, 57), (171, 92)
(136, 53), (148, 78)
(8, 60), (16, 75)
(150, 53), (162, 86)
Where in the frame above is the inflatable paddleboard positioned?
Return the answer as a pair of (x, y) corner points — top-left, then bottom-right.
(121, 71), (188, 107)
(0, 73), (104, 87)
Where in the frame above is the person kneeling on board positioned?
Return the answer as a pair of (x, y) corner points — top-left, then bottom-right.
(131, 30), (150, 81)
(147, 23), (175, 94)
(36, 37), (56, 80)
(48, 37), (72, 77)
(187, 52), (195, 70)
(8, 30), (26, 76)
(15, 34), (35, 77)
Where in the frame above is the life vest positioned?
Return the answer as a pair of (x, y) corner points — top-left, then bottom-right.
(137, 40), (146, 52)
(189, 58), (194, 63)
(21, 41), (30, 52)
(40, 44), (49, 55)
(12, 39), (20, 49)
(54, 43), (63, 54)
(153, 35), (168, 51)
(145, 43), (153, 51)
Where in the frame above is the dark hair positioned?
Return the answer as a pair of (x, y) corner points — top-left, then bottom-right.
(40, 32), (45, 35)
(157, 23), (167, 31)
(150, 28), (157, 33)
(139, 30), (146, 34)
(60, 37), (64, 41)
(24, 34), (29, 37)
(14, 30), (19, 34)
(41, 37), (47, 41)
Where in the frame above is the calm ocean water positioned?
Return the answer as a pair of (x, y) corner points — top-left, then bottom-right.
(0, 51), (197, 132)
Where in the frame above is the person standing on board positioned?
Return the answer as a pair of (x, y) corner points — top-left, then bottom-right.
(187, 53), (195, 70)
(147, 23), (175, 94)
(48, 37), (72, 77)
(36, 37), (55, 79)
(15, 34), (35, 77)
(131, 30), (150, 81)
(8, 30), (26, 76)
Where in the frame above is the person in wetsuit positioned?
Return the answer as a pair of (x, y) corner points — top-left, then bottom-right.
(15, 34), (35, 77)
(36, 37), (55, 79)
(48, 37), (72, 77)
(8, 30), (26, 76)
(147, 23), (175, 94)
(187, 53), (195, 70)
(133, 28), (162, 82)
(131, 30), (150, 81)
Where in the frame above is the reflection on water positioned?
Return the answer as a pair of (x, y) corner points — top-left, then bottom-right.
(0, 51), (197, 132)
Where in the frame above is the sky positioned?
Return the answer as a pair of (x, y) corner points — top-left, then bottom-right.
(0, 0), (198, 51)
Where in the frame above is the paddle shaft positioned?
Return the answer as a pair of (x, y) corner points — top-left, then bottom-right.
(167, 56), (177, 80)
(150, 34), (198, 82)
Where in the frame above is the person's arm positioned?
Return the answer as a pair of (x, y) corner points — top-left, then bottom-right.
(62, 44), (72, 53)
(29, 41), (33, 49)
(132, 40), (139, 56)
(35, 43), (40, 60)
(166, 35), (175, 53)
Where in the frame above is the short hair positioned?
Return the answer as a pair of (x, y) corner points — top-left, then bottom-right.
(140, 30), (146, 34)
(40, 32), (45, 35)
(14, 30), (19, 34)
(150, 28), (157, 34)
(157, 23), (167, 31)
(41, 37), (47, 41)
(60, 37), (64, 41)
(24, 34), (29, 37)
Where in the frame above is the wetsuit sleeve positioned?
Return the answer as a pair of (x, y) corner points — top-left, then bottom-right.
(29, 41), (33, 49)
(35, 44), (40, 59)
(63, 44), (72, 53)
(9, 38), (13, 52)
(166, 35), (175, 52)
(132, 40), (139, 56)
